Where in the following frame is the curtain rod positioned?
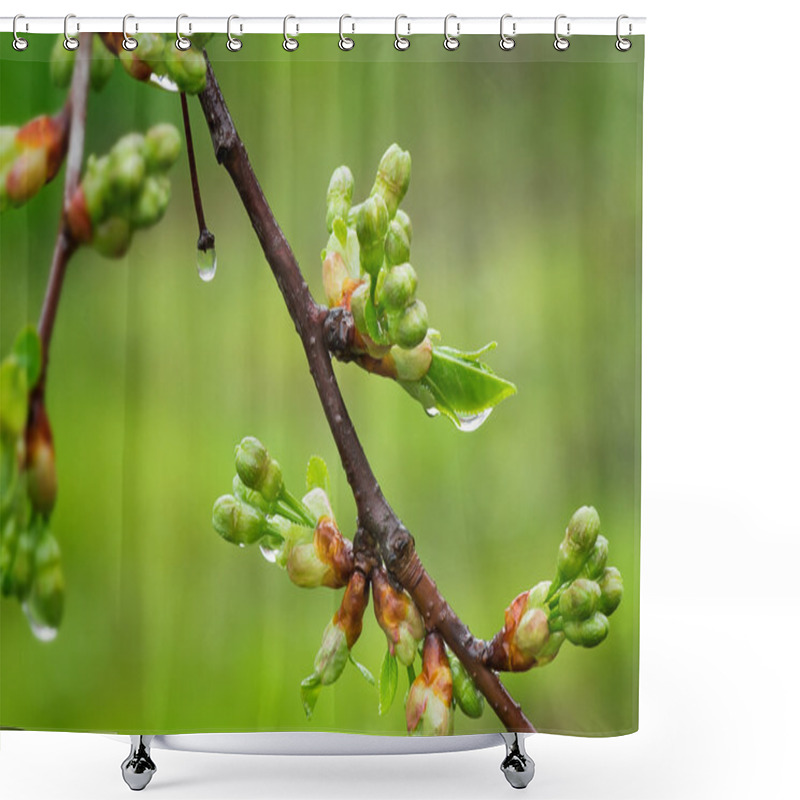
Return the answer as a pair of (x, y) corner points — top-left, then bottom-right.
(1, 16), (646, 37)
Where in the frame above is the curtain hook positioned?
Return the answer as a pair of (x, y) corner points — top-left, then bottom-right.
(553, 14), (570, 51)
(339, 15), (355, 51)
(443, 14), (460, 51)
(12, 15), (28, 51)
(122, 14), (138, 51)
(616, 15), (632, 51)
(394, 15), (410, 51)
(227, 15), (243, 51)
(499, 14), (516, 51)
(63, 14), (79, 51)
(283, 15), (299, 51)
(176, 14), (192, 50)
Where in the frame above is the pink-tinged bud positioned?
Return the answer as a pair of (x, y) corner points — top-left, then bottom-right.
(406, 632), (453, 736)
(513, 608), (550, 660)
(286, 517), (353, 589)
(65, 186), (93, 243)
(322, 251), (350, 307)
(372, 567), (424, 666)
(492, 588), (554, 671)
(15, 113), (69, 181)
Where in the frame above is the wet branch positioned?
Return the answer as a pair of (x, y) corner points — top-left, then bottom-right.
(197, 60), (534, 733)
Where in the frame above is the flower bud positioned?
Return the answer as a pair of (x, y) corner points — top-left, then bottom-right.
(90, 48), (116, 92)
(15, 114), (69, 181)
(108, 134), (146, 204)
(356, 195), (389, 277)
(144, 124), (181, 173)
(50, 40), (75, 89)
(526, 580), (552, 610)
(234, 437), (283, 501)
(534, 631), (565, 666)
(25, 528), (65, 632)
(119, 33), (164, 82)
(406, 632), (453, 736)
(212, 493), (270, 546)
(130, 175), (170, 229)
(372, 568), (424, 666)
(390, 339), (432, 382)
(447, 649), (484, 719)
(335, 569), (369, 648)
(564, 612), (609, 648)
(377, 263), (417, 311)
(231, 475), (270, 515)
(0, 127), (18, 170)
(165, 46), (208, 94)
(80, 154), (111, 224)
(384, 220), (411, 266)
(371, 144), (411, 219)
(597, 566), (623, 616)
(322, 251), (350, 307)
(567, 506), (601, 552)
(558, 578), (601, 622)
(25, 402), (57, 517)
(92, 217), (132, 259)
(349, 282), (369, 337)
(394, 209), (413, 243)
(313, 620), (349, 685)
(514, 607), (551, 660)
(286, 517), (353, 589)
(581, 535), (608, 579)
(326, 166), (354, 232)
(4, 147), (47, 207)
(388, 299), (428, 350)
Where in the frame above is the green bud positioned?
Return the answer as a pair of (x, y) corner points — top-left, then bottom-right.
(581, 535), (608, 579)
(50, 39), (75, 89)
(556, 538), (585, 582)
(81, 154), (111, 223)
(597, 566), (623, 616)
(130, 175), (170, 229)
(558, 578), (601, 622)
(394, 209), (413, 243)
(144, 124), (181, 173)
(234, 437), (283, 501)
(212, 493), (269, 546)
(313, 620), (350, 685)
(108, 135), (146, 204)
(349, 282), (369, 338)
(371, 144), (411, 219)
(356, 195), (389, 277)
(534, 630), (565, 666)
(90, 48), (115, 92)
(285, 542), (330, 588)
(384, 220), (411, 266)
(92, 217), (132, 259)
(390, 339), (432, 382)
(514, 607), (550, 658)
(377, 263), (417, 311)
(389, 299), (429, 350)
(119, 33), (165, 82)
(25, 528), (65, 633)
(165, 46), (207, 94)
(447, 650), (484, 718)
(232, 475), (271, 515)
(567, 506), (601, 552)
(326, 166), (354, 233)
(526, 580), (552, 610)
(564, 612), (609, 648)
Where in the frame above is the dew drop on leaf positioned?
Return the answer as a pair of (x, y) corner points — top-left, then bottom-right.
(454, 408), (492, 432)
(22, 602), (58, 642)
(149, 73), (180, 93)
(259, 543), (279, 563)
(196, 247), (217, 282)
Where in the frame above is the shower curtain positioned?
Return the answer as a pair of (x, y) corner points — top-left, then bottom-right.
(0, 30), (643, 739)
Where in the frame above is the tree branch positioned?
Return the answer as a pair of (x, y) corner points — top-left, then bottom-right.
(197, 61), (534, 733)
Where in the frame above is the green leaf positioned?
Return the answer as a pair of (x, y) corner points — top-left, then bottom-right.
(300, 674), (322, 719)
(378, 648), (398, 715)
(13, 326), (41, 389)
(349, 653), (376, 686)
(399, 344), (516, 426)
(407, 663), (416, 686)
(305, 456), (331, 496)
(0, 359), (28, 437)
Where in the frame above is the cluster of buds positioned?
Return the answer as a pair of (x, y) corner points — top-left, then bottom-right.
(0, 110), (69, 213)
(405, 632), (454, 735)
(65, 124), (181, 258)
(490, 506), (624, 671)
(98, 32), (212, 95)
(0, 327), (65, 640)
(50, 36), (116, 92)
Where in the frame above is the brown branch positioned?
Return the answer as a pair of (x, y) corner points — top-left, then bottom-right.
(197, 61), (533, 733)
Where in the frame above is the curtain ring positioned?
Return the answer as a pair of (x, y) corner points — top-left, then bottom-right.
(122, 14), (138, 51)
(499, 14), (515, 51)
(553, 14), (570, 51)
(443, 14), (460, 51)
(394, 15), (410, 51)
(339, 15), (354, 51)
(63, 14), (79, 51)
(616, 15), (632, 51)
(12, 15), (28, 51)
(283, 15), (299, 51)
(227, 15), (243, 51)
(176, 14), (192, 50)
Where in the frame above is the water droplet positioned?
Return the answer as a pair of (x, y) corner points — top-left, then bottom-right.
(22, 602), (58, 642)
(196, 247), (217, 282)
(424, 407), (440, 419)
(454, 408), (492, 432)
(149, 73), (180, 93)
(259, 543), (279, 563)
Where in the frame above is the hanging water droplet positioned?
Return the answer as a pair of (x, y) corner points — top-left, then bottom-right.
(424, 407), (440, 418)
(196, 247), (217, 282)
(454, 408), (493, 432)
(259, 543), (280, 563)
(22, 602), (58, 642)
(149, 73), (180, 93)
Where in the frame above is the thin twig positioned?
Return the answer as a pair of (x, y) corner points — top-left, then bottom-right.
(180, 92), (214, 252)
(197, 62), (534, 733)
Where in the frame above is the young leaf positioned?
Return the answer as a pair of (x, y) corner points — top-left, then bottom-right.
(349, 653), (376, 687)
(378, 648), (398, 715)
(364, 274), (389, 346)
(300, 674), (322, 720)
(13, 326), (42, 389)
(306, 456), (331, 496)
(407, 663), (416, 686)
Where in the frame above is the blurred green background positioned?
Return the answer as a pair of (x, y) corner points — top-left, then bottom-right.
(0, 34), (642, 737)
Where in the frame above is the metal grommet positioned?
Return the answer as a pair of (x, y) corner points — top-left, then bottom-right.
(176, 14), (191, 50)
(443, 14), (460, 51)
(12, 15), (28, 51)
(283, 15), (299, 51)
(63, 14), (79, 51)
(339, 14), (354, 50)
(227, 15), (243, 51)
(122, 14), (138, 51)
(553, 14), (570, 51)
(394, 15), (410, 50)
(499, 14), (515, 51)
(616, 15), (632, 51)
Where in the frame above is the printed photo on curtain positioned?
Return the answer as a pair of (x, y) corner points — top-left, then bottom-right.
(0, 25), (643, 758)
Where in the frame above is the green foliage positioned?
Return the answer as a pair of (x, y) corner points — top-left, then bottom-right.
(379, 648), (398, 715)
